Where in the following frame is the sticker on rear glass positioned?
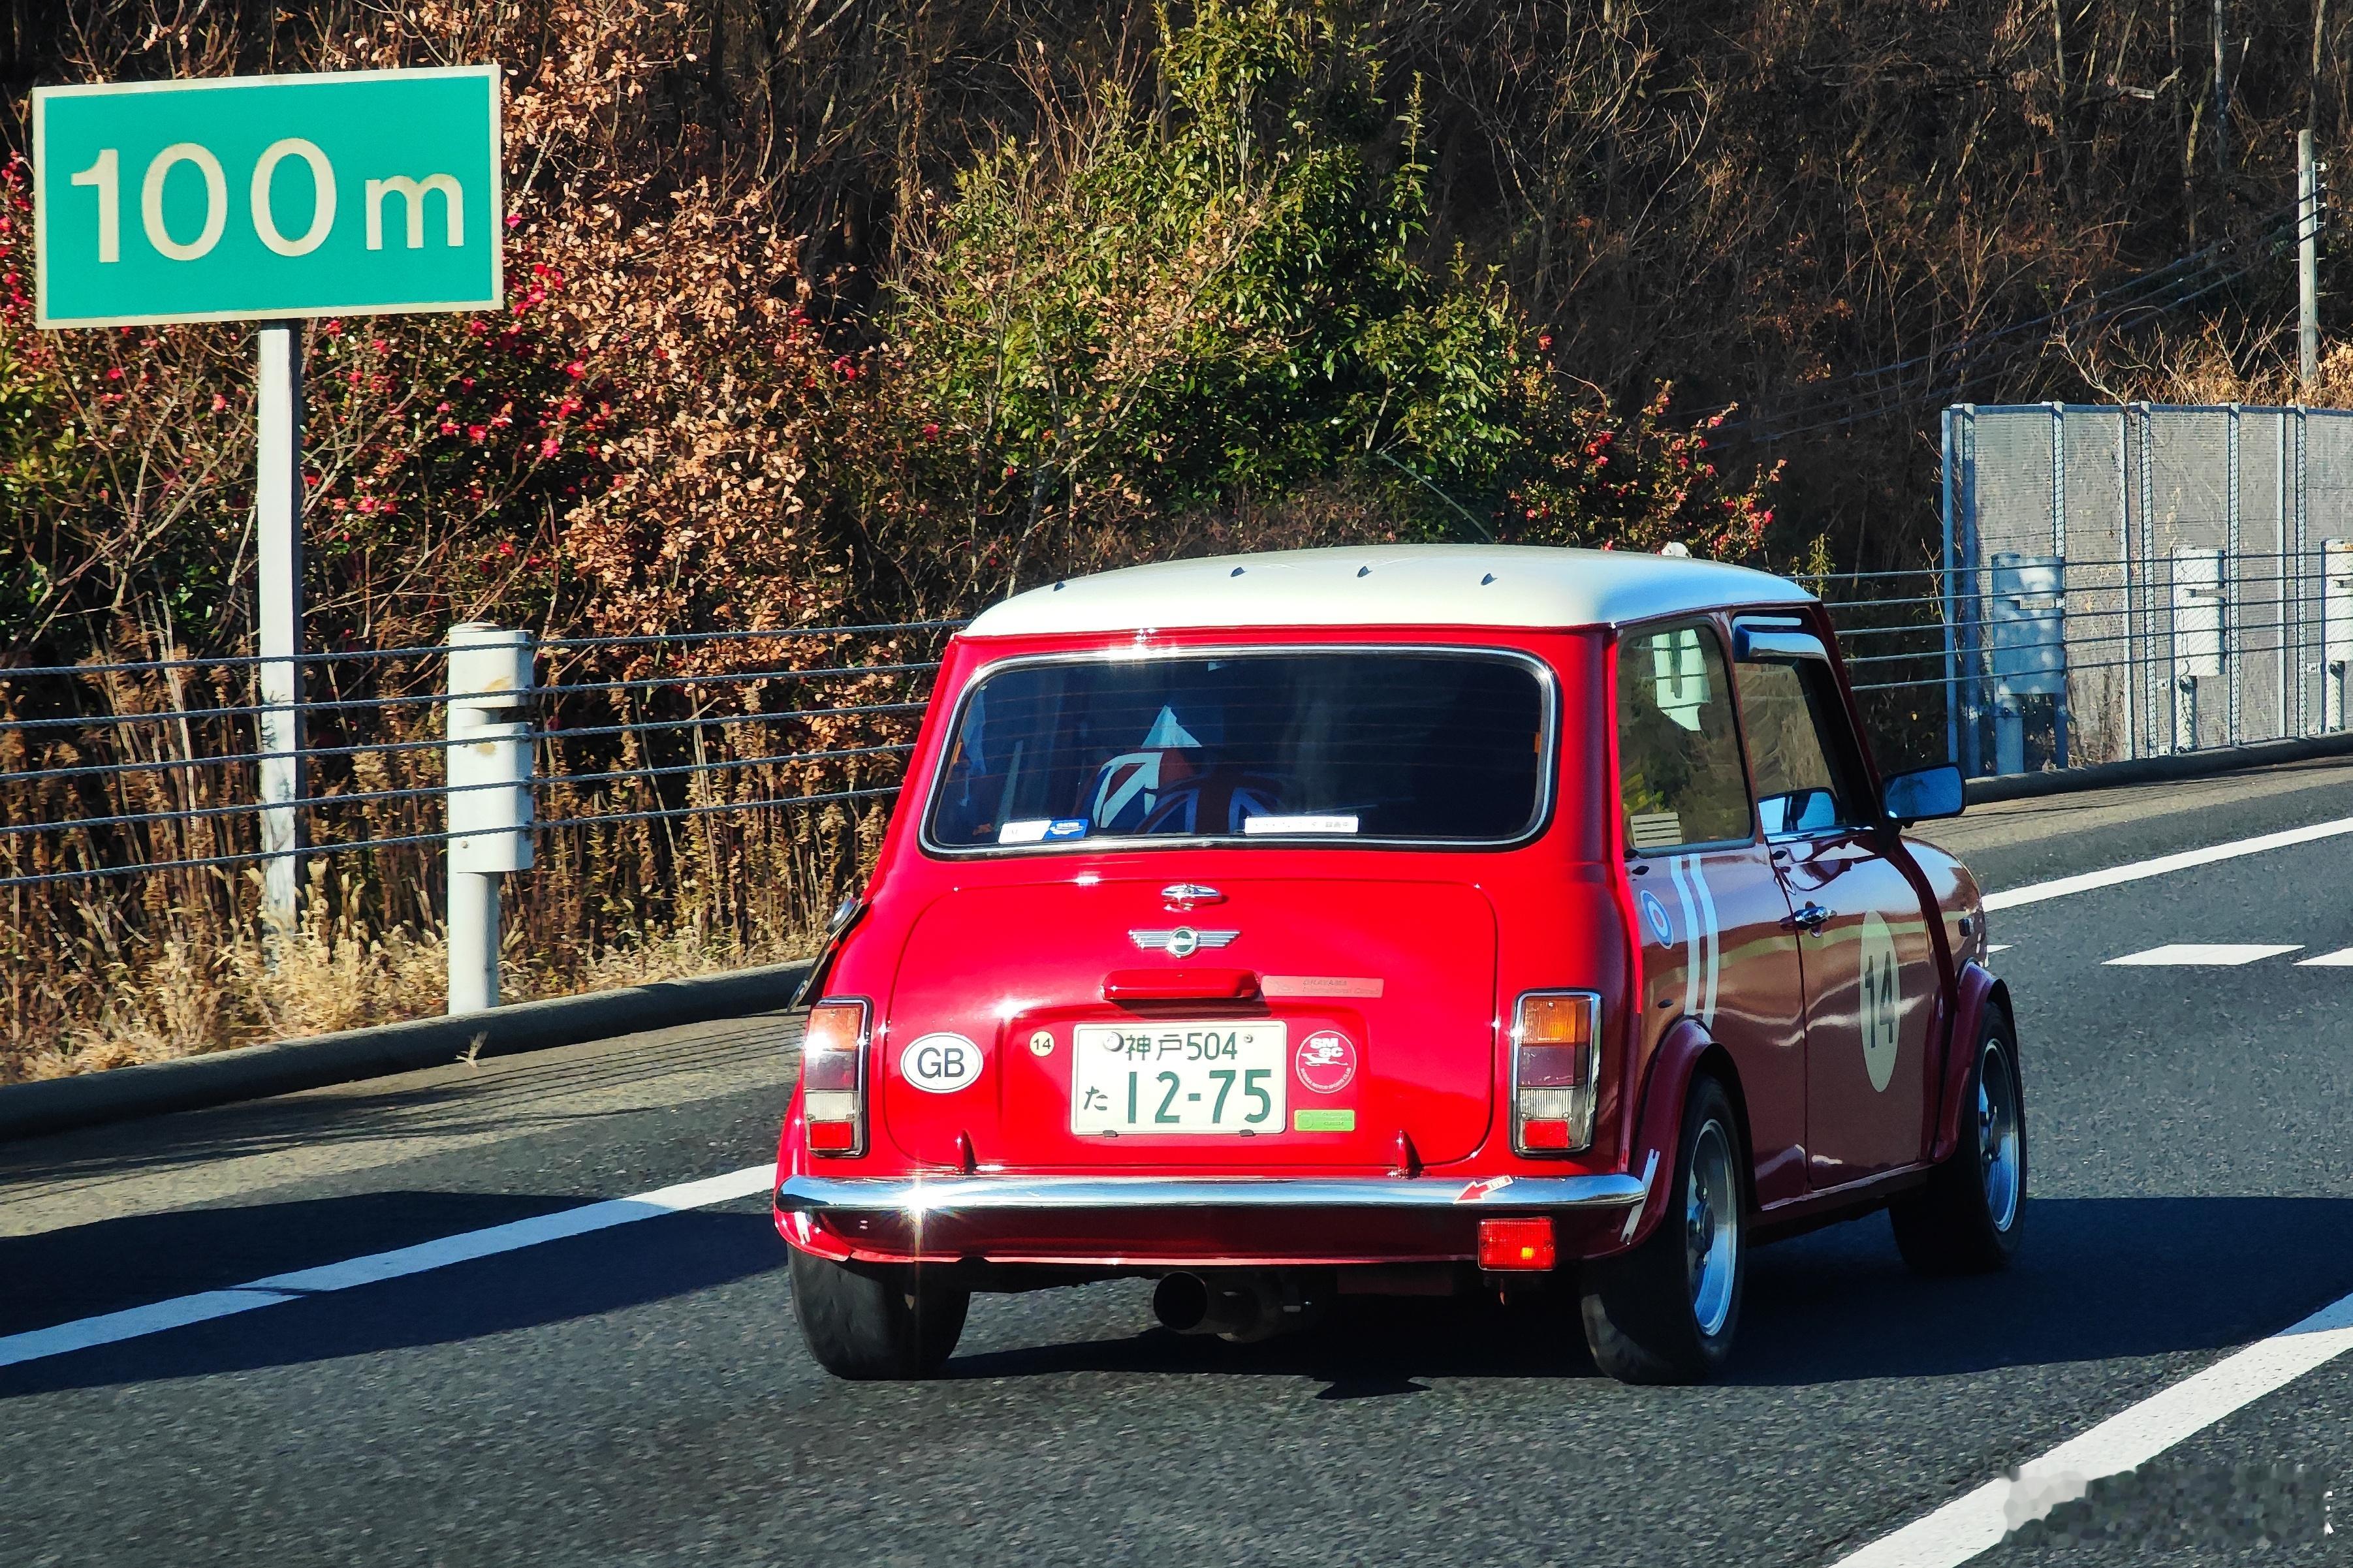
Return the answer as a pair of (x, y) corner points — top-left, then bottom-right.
(1294, 1029), (1357, 1093)
(997, 818), (1087, 844)
(901, 1032), (983, 1093)
(1240, 814), (1359, 835)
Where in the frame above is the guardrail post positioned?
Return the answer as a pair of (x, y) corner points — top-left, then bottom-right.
(2173, 546), (2225, 751)
(445, 623), (536, 1015)
(2325, 540), (2353, 730)
(255, 322), (305, 953)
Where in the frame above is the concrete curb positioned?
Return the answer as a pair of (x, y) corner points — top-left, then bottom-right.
(0, 960), (811, 1144)
(1963, 729), (2353, 805)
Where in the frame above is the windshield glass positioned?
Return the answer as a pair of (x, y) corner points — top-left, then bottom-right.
(924, 650), (1550, 849)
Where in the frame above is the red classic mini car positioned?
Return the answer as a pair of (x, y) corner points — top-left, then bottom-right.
(773, 545), (2024, 1384)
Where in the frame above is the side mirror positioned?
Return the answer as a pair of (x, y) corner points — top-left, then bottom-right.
(1882, 763), (1965, 826)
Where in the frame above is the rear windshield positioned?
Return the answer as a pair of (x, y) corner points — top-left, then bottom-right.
(924, 650), (1551, 850)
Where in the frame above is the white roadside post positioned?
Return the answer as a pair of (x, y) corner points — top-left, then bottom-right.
(2324, 539), (2353, 731)
(255, 322), (305, 948)
(445, 623), (535, 1014)
(2172, 546), (2226, 752)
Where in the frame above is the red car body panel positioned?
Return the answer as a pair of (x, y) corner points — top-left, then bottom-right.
(772, 578), (1991, 1278)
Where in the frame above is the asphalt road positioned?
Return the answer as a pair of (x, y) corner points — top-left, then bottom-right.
(8, 756), (2353, 1566)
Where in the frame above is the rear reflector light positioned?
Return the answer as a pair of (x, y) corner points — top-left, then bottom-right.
(801, 999), (869, 1157)
(1477, 1217), (1557, 1271)
(1513, 991), (1599, 1155)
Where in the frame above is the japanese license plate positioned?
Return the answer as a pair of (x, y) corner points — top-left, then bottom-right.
(1069, 1022), (1288, 1135)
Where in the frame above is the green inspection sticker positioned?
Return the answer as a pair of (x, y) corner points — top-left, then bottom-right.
(1293, 1108), (1355, 1132)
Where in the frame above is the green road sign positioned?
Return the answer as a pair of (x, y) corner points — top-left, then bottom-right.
(33, 65), (502, 328)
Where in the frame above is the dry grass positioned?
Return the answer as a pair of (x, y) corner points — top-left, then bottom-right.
(1, 635), (913, 1084)
(13, 863), (824, 1082)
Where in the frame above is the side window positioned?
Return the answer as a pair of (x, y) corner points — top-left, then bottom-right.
(1734, 657), (1865, 835)
(1615, 622), (1753, 852)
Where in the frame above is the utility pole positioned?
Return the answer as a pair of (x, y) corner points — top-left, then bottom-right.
(2213, 0), (2230, 173)
(2302, 129), (2324, 389)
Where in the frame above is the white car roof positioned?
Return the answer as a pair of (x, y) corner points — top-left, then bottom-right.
(963, 545), (1816, 638)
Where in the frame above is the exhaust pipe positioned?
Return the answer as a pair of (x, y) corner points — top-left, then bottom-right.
(1151, 1272), (1322, 1343)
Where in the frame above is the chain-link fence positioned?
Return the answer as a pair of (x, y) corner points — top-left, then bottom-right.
(1923, 403), (2353, 777)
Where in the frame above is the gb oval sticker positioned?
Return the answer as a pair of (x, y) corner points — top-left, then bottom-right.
(900, 1032), (983, 1093)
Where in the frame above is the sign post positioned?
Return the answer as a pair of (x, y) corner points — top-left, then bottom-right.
(255, 321), (303, 937)
(35, 65), (503, 954)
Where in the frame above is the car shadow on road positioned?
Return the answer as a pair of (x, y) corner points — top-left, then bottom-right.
(1, 1191), (785, 1399)
(946, 1291), (1598, 1390)
(941, 1195), (2353, 1391)
(1724, 1193), (2353, 1387)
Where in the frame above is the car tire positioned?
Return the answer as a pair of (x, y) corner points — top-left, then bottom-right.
(1890, 1009), (2027, 1276)
(789, 1247), (970, 1379)
(1580, 1075), (1745, 1385)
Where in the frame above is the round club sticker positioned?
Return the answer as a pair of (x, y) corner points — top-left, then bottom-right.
(1294, 1029), (1357, 1094)
(1859, 911), (1901, 1092)
(900, 1032), (983, 1093)
(1638, 888), (1673, 945)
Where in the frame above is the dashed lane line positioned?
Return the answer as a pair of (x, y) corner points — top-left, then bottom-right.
(2104, 943), (2303, 966)
(0, 1164), (774, 1371)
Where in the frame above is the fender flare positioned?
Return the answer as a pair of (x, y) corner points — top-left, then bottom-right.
(1615, 1017), (1746, 1252)
(1929, 961), (2011, 1164)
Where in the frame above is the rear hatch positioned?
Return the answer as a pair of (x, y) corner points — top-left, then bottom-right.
(880, 874), (1498, 1169)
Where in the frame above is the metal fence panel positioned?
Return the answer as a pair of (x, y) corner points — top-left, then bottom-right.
(1944, 402), (2353, 776)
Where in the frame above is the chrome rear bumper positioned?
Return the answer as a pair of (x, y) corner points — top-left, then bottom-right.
(776, 1171), (1649, 1217)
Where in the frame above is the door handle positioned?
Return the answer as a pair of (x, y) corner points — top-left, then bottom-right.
(1786, 902), (1833, 935)
(1102, 967), (1261, 1003)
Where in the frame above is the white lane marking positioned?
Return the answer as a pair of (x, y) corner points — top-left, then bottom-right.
(1831, 1283), (2353, 1567)
(1983, 815), (2353, 911)
(2296, 946), (2353, 966)
(2104, 943), (2301, 967)
(0, 1164), (773, 1370)
(1985, 945), (2013, 954)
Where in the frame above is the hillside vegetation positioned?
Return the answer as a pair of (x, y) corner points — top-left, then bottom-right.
(1, 0), (2347, 1071)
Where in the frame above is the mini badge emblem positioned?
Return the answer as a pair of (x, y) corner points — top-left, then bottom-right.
(1129, 927), (1239, 958)
(1294, 1029), (1357, 1094)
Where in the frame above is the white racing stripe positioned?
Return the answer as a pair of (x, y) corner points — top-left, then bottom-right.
(1667, 855), (1701, 1019)
(1831, 1283), (2353, 1567)
(0, 1164), (774, 1370)
(1982, 814), (2353, 911)
(1688, 859), (1721, 1027)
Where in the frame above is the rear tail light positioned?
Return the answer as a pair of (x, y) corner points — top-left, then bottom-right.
(1477, 1217), (1557, 1271)
(801, 999), (869, 1156)
(1512, 991), (1599, 1155)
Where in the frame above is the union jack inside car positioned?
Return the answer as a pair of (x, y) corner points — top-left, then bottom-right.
(773, 544), (2023, 1383)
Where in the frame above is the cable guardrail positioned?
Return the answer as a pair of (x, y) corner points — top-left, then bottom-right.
(10, 517), (2349, 905)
